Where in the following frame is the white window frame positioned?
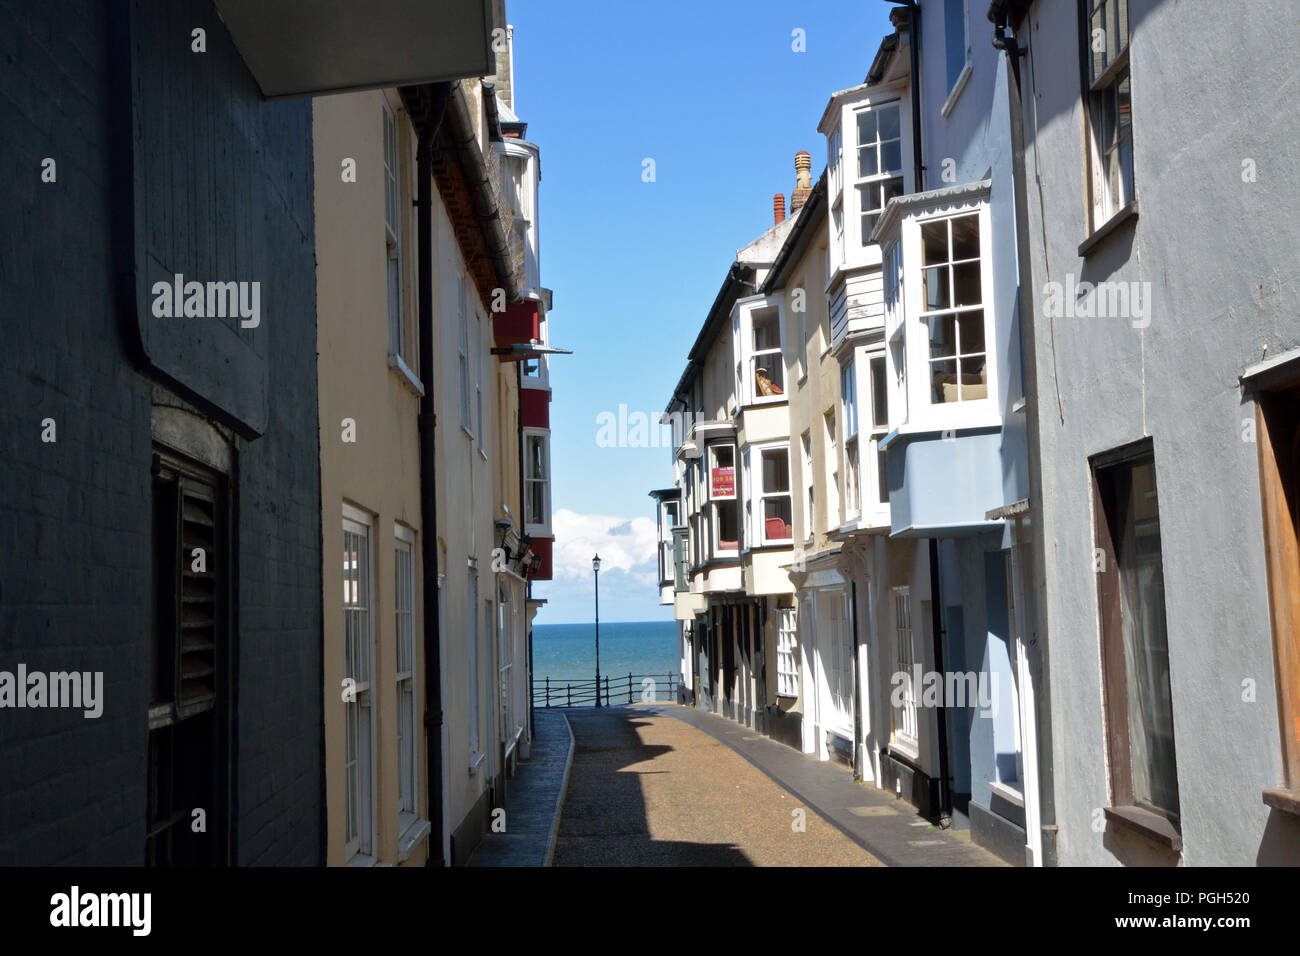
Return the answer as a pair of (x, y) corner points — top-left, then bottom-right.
(473, 306), (485, 458)
(468, 563), (482, 770)
(823, 589), (854, 735)
(800, 430), (814, 543)
(828, 125), (845, 270)
(841, 364), (860, 522)
(383, 102), (405, 361)
(851, 100), (905, 251)
(747, 441), (794, 547)
(900, 198), (999, 431)
(498, 598), (511, 744)
(865, 350), (892, 525)
(891, 585), (919, 757)
(794, 276), (809, 383)
(393, 525), (418, 834)
(776, 606), (799, 699)
(824, 411), (840, 530)
(732, 295), (787, 407)
(458, 274), (472, 435)
(523, 428), (551, 537)
(342, 505), (376, 863)
(707, 442), (738, 558)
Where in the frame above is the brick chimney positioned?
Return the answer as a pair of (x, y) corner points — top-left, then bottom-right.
(790, 151), (813, 212)
(773, 193), (786, 225)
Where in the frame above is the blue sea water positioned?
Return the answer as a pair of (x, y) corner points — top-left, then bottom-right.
(531, 620), (678, 704)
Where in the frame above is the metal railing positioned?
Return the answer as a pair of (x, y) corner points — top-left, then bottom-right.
(533, 673), (679, 708)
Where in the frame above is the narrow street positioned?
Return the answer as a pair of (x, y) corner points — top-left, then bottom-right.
(553, 705), (882, 866)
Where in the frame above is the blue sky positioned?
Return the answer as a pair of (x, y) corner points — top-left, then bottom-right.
(513, 0), (895, 623)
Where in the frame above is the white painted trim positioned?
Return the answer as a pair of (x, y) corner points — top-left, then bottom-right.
(940, 63), (973, 118)
(388, 351), (425, 396)
(988, 780), (1024, 808)
(396, 818), (431, 863)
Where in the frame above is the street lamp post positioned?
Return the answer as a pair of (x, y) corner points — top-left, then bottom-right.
(592, 554), (602, 708)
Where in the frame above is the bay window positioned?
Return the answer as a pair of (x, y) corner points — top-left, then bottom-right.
(854, 103), (904, 245)
(524, 429), (551, 535)
(922, 212), (986, 404)
(732, 296), (786, 406)
(749, 444), (793, 546)
(708, 443), (738, 557)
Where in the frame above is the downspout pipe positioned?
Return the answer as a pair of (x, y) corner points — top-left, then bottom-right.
(409, 82), (451, 867)
(880, 0), (926, 192)
(988, 1), (1057, 865)
(929, 539), (953, 826)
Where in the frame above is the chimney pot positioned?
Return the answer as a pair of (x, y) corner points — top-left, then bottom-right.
(791, 151), (813, 212)
(773, 193), (786, 225)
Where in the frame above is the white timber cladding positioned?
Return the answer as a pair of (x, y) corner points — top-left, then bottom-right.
(830, 269), (886, 353)
(341, 504), (376, 862)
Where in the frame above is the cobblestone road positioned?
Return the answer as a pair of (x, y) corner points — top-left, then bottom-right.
(553, 706), (883, 866)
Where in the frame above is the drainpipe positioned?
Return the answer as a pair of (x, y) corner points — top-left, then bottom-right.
(412, 83), (451, 868)
(928, 539), (953, 826)
(881, 0), (926, 192)
(988, 1), (1057, 865)
(517, 361), (531, 741)
(851, 577), (863, 779)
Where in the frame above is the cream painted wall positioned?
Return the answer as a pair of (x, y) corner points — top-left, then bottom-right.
(432, 187), (504, 856)
(315, 89), (427, 867)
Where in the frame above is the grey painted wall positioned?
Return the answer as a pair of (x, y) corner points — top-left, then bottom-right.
(1017, 0), (1300, 865)
(0, 0), (323, 865)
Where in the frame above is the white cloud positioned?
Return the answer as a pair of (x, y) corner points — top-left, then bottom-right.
(550, 509), (658, 585)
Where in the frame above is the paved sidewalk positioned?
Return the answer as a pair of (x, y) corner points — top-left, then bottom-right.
(467, 709), (574, 866)
(643, 702), (1006, 866)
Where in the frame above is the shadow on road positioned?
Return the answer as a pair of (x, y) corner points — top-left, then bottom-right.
(554, 707), (753, 866)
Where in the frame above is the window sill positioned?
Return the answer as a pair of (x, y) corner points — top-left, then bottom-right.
(1262, 787), (1300, 816)
(388, 351), (425, 397)
(1078, 200), (1139, 258)
(461, 425), (475, 443)
(888, 735), (920, 763)
(396, 817), (432, 862)
(468, 751), (486, 775)
(988, 780), (1024, 808)
(345, 852), (377, 868)
(940, 63), (973, 118)
(1103, 805), (1182, 853)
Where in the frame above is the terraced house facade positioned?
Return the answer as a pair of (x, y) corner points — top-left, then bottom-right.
(652, 0), (1300, 866)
